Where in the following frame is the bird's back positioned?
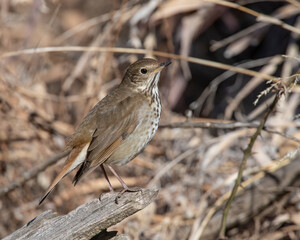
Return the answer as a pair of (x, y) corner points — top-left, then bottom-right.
(66, 85), (138, 149)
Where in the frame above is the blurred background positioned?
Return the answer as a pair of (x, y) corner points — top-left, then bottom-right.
(1, 0), (300, 239)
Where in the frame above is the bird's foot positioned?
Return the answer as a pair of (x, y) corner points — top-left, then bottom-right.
(115, 187), (142, 204)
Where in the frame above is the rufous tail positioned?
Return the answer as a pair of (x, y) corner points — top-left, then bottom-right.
(39, 164), (72, 205)
(39, 144), (88, 205)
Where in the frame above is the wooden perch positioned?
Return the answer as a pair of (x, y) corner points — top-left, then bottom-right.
(4, 188), (158, 240)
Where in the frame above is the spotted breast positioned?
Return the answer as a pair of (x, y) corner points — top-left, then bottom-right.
(106, 87), (161, 166)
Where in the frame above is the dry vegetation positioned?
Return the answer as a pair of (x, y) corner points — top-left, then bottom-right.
(1, 0), (300, 239)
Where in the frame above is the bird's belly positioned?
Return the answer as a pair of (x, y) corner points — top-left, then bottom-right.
(106, 111), (160, 165)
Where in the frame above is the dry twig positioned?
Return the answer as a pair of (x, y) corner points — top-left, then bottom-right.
(204, 0), (300, 35)
(0, 46), (275, 81)
(189, 144), (300, 240)
(160, 121), (300, 143)
(218, 73), (299, 238)
(189, 56), (275, 115)
(218, 87), (282, 239)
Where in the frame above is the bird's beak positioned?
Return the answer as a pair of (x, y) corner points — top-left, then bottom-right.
(154, 61), (172, 73)
(159, 61), (172, 67)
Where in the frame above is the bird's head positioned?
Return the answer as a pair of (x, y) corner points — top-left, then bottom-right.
(122, 58), (171, 92)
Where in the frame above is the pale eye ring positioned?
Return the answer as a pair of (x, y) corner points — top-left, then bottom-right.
(140, 68), (148, 74)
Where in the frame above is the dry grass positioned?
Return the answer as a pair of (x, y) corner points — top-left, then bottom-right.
(1, 0), (300, 239)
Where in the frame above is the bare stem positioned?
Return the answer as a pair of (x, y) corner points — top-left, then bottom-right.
(218, 92), (281, 239)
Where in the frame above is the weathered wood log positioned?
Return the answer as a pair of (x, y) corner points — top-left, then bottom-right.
(4, 188), (158, 240)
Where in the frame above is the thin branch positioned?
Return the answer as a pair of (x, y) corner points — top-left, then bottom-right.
(159, 121), (300, 143)
(210, 4), (300, 51)
(264, 127), (300, 143)
(218, 91), (282, 239)
(189, 144), (300, 240)
(189, 56), (275, 115)
(147, 147), (200, 187)
(204, 0), (300, 35)
(286, 0), (300, 8)
(0, 150), (70, 197)
(159, 121), (259, 129)
(2, 118), (298, 198)
(247, 95), (275, 121)
(210, 22), (267, 51)
(225, 56), (283, 119)
(55, 12), (113, 43)
(0, 46), (275, 80)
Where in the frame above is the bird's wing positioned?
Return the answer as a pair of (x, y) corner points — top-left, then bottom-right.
(39, 89), (146, 204)
(72, 93), (146, 184)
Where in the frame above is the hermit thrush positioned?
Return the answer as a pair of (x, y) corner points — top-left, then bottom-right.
(39, 58), (171, 204)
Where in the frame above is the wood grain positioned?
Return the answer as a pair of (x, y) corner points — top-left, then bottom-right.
(4, 188), (158, 240)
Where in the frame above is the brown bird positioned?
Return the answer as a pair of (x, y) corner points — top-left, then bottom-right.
(39, 58), (171, 204)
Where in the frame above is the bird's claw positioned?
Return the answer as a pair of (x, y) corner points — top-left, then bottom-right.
(115, 187), (142, 204)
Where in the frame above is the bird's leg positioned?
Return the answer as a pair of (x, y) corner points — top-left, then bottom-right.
(99, 165), (115, 201)
(107, 165), (142, 204)
(107, 165), (129, 189)
(101, 164), (114, 192)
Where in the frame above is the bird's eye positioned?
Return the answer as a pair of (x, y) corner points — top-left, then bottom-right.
(140, 68), (148, 74)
